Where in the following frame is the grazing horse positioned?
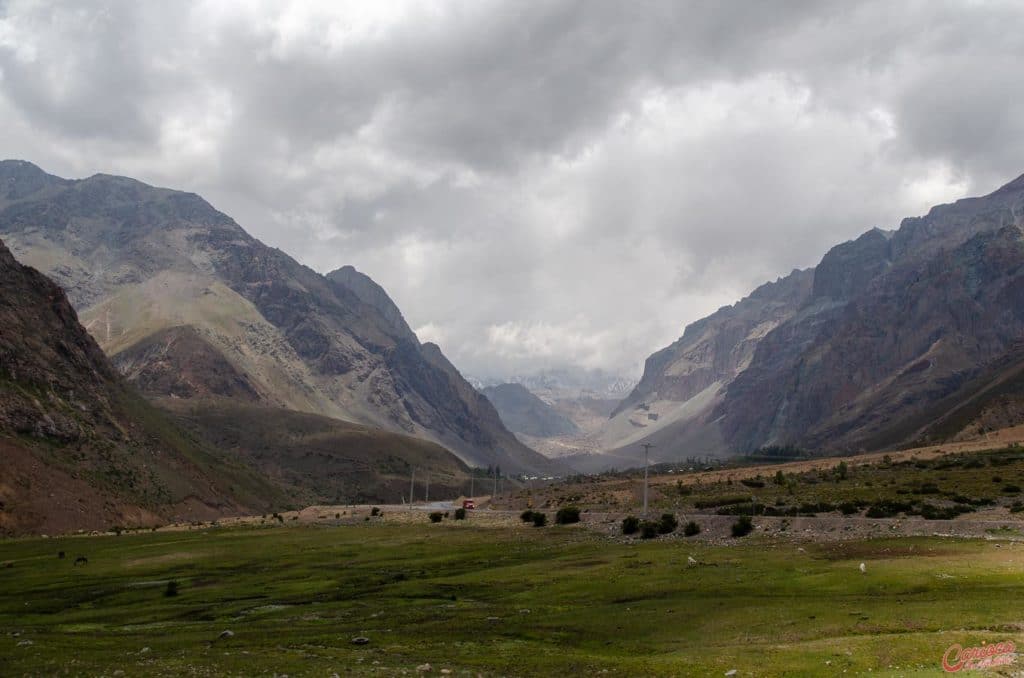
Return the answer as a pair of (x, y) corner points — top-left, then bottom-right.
(73, 556), (88, 566)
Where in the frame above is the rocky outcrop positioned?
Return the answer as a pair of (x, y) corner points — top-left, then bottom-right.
(112, 325), (263, 403)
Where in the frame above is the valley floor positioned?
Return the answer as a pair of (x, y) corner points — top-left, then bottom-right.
(2, 521), (1023, 676)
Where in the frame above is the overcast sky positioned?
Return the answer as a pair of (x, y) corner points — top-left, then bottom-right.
(2, 1), (1024, 379)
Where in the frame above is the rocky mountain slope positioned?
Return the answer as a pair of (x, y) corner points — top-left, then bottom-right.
(0, 237), (281, 535)
(481, 383), (579, 438)
(610, 172), (1024, 465)
(0, 160), (561, 475)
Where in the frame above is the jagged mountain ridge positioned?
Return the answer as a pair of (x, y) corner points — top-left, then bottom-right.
(0, 160), (561, 475)
(611, 171), (1024, 464)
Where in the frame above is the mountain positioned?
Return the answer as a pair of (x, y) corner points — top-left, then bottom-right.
(472, 368), (636, 460)
(472, 367), (637, 401)
(0, 160), (561, 475)
(159, 399), (472, 506)
(481, 383), (579, 437)
(0, 237), (281, 535)
(611, 172), (1024, 464)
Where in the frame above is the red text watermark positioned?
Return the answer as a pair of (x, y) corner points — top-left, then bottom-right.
(942, 641), (1017, 672)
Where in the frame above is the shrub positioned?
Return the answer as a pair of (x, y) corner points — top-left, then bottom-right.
(919, 503), (975, 520)
(532, 512), (547, 527)
(774, 470), (786, 485)
(865, 500), (914, 518)
(838, 501), (862, 515)
(164, 581), (178, 598)
(797, 502), (836, 515)
(371, 507), (381, 517)
(429, 512), (443, 523)
(622, 516), (640, 535)
(1003, 485), (1022, 494)
(454, 508), (467, 520)
(556, 506), (581, 525)
(694, 496), (749, 509)
(731, 516), (754, 538)
(683, 521), (701, 537)
(658, 513), (679, 534)
(740, 478), (765, 488)
(520, 510), (536, 523)
(639, 521), (659, 539)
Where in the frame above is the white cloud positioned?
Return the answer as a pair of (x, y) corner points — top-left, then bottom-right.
(1, 0), (1021, 379)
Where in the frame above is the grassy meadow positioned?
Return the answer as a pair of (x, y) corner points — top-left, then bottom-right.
(2, 520), (1023, 676)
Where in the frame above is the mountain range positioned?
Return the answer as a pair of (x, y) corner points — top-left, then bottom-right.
(0, 160), (561, 478)
(609, 172), (1024, 466)
(7, 157), (1024, 506)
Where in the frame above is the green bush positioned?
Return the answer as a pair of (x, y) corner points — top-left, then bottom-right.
(556, 506), (581, 525)
(454, 508), (467, 520)
(639, 521), (659, 539)
(164, 581), (178, 597)
(683, 521), (700, 537)
(658, 513), (678, 534)
(1003, 484), (1022, 494)
(371, 507), (381, 516)
(865, 500), (914, 518)
(520, 510), (536, 522)
(532, 512), (547, 527)
(740, 478), (765, 488)
(731, 516), (754, 538)
(838, 501), (862, 515)
(429, 512), (443, 523)
(622, 516), (640, 535)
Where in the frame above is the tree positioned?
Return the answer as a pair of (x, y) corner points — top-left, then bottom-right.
(731, 516), (754, 537)
(556, 506), (581, 525)
(836, 461), (848, 480)
(622, 516), (640, 535)
(657, 513), (678, 534)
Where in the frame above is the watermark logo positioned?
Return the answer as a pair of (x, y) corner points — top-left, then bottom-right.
(942, 640), (1017, 672)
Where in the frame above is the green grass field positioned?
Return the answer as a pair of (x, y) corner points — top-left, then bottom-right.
(1, 522), (1021, 676)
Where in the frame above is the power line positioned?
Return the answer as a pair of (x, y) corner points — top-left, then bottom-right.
(641, 443), (655, 518)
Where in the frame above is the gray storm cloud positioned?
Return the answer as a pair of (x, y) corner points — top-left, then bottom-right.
(1, 0), (1022, 378)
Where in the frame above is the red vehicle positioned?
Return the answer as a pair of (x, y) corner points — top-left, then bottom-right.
(462, 499), (476, 510)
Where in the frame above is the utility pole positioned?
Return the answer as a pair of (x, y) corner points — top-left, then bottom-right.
(493, 468), (498, 499)
(409, 468), (415, 510)
(470, 471), (474, 499)
(425, 471), (430, 503)
(641, 443), (655, 518)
